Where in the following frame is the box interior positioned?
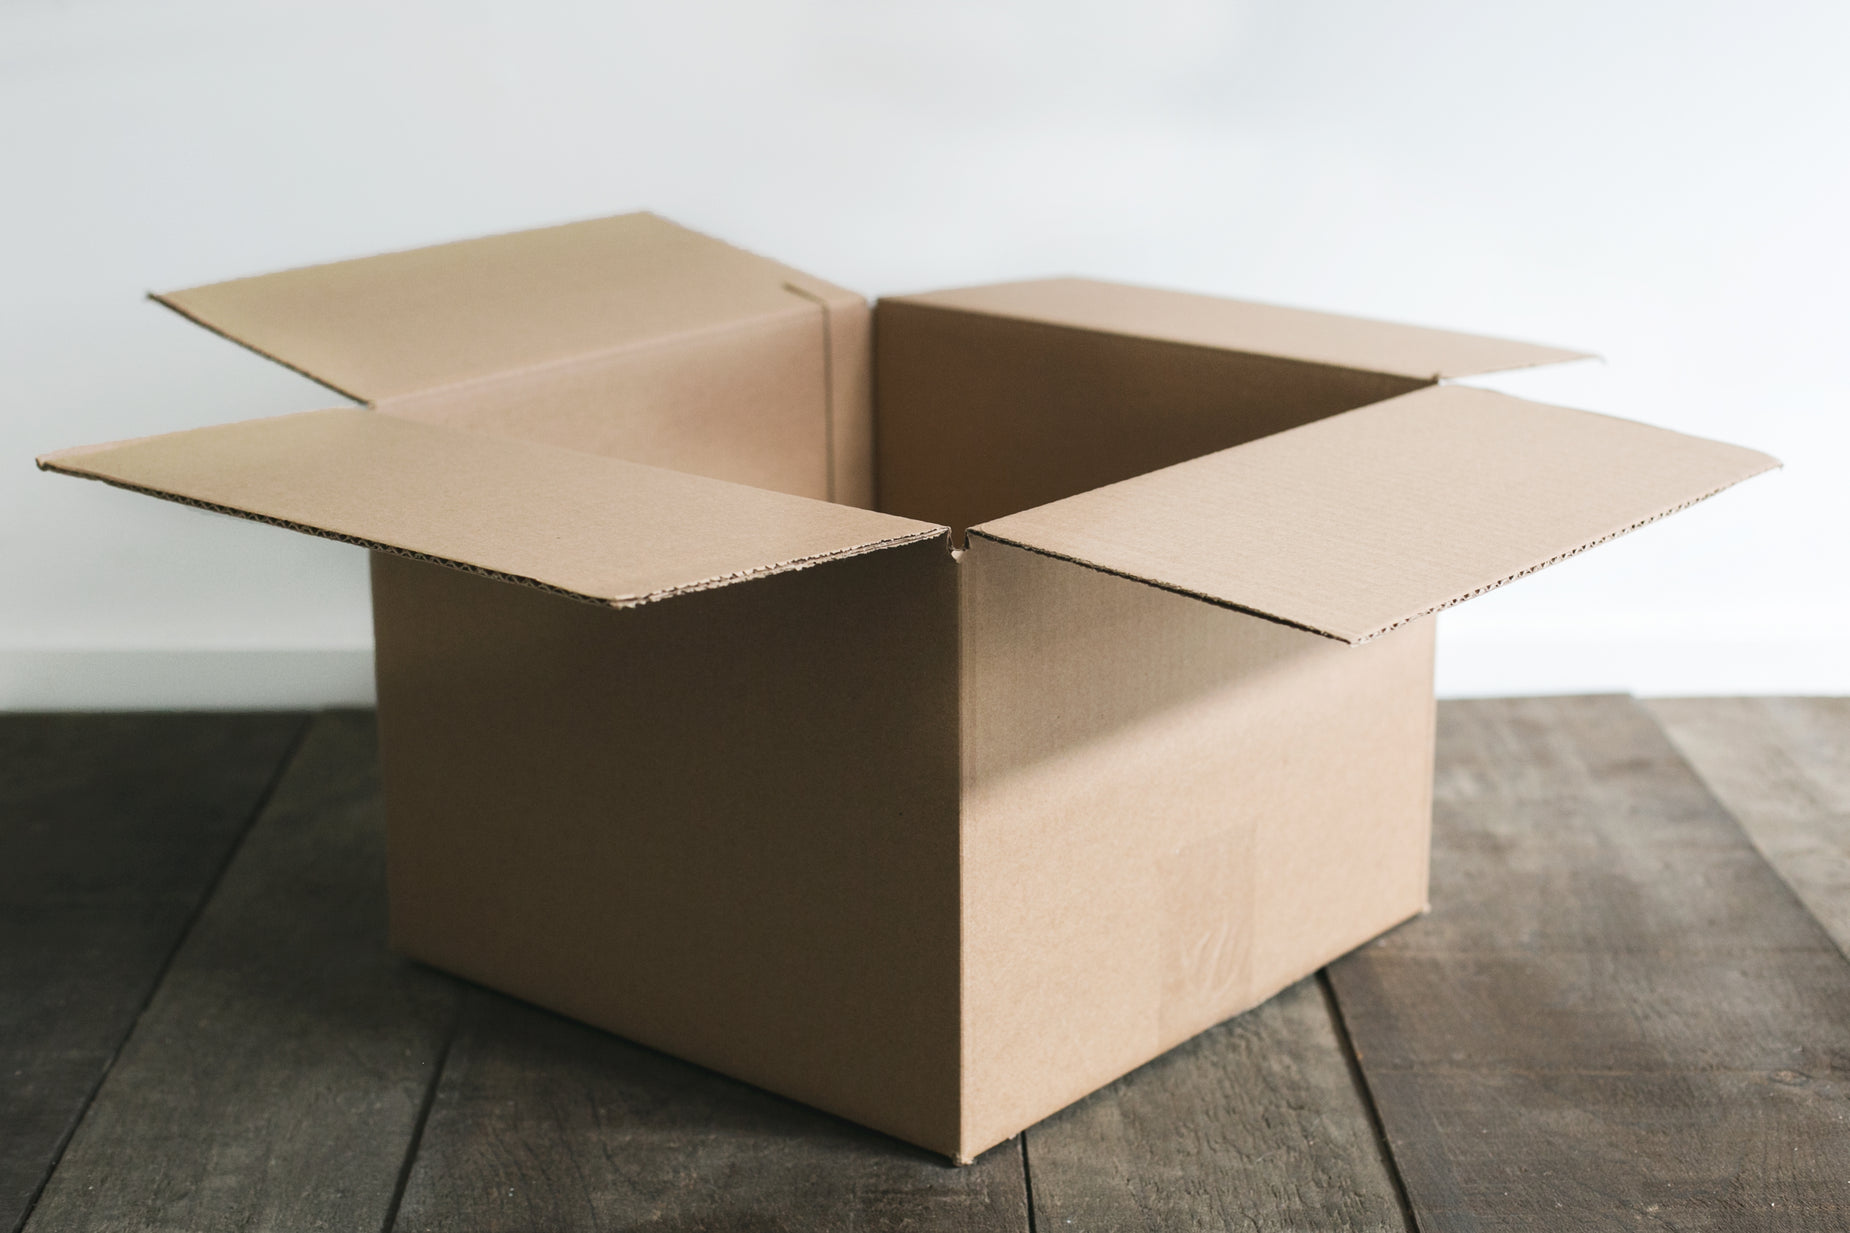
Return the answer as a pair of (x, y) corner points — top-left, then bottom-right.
(872, 296), (1429, 538)
(872, 276), (1588, 537)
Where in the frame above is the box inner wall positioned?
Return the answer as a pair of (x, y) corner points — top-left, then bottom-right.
(872, 302), (1431, 537)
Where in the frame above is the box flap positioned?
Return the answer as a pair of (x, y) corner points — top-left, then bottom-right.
(154, 213), (861, 404)
(38, 410), (943, 607)
(886, 279), (1588, 381)
(969, 385), (1778, 644)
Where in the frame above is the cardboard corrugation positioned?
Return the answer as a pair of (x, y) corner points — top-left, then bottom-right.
(38, 409), (939, 608)
(34, 212), (1777, 1163)
(971, 383), (1779, 644)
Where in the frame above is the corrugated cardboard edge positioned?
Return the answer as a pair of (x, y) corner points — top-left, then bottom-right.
(968, 452), (1780, 646)
(1331, 460), (1781, 643)
(35, 448), (948, 610)
(150, 290), (368, 404)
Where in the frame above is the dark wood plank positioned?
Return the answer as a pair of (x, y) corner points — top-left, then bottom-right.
(0, 712), (305, 1233)
(1648, 697), (1850, 957)
(1328, 696), (1850, 1231)
(392, 988), (1031, 1233)
(1023, 975), (1409, 1231)
(23, 711), (460, 1233)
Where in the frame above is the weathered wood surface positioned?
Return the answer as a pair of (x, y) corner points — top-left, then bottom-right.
(392, 987), (1032, 1232)
(0, 712), (305, 1233)
(7, 701), (1850, 1231)
(1648, 697), (1850, 959)
(1023, 975), (1410, 1232)
(21, 712), (460, 1233)
(1327, 696), (1850, 1231)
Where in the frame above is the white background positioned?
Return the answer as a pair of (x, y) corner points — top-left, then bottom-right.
(3, 0), (1844, 707)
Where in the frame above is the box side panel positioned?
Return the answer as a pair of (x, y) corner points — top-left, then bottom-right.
(875, 300), (1426, 534)
(375, 306), (834, 501)
(957, 537), (1435, 1158)
(371, 540), (962, 1154)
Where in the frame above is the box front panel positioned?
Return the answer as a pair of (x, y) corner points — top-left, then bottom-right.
(371, 541), (961, 1153)
(958, 538), (1435, 1157)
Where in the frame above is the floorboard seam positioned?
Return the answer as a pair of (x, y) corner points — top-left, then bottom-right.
(1636, 699), (1850, 970)
(8, 711), (314, 1233)
(1018, 1133), (1039, 1233)
(1318, 969), (1421, 1233)
(380, 989), (465, 1233)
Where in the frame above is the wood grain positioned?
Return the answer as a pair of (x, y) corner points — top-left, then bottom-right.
(22, 711), (460, 1233)
(0, 712), (304, 1233)
(1022, 975), (1409, 1232)
(392, 988), (1031, 1233)
(1648, 697), (1850, 958)
(1328, 695), (1850, 1231)
(11, 700), (1850, 1231)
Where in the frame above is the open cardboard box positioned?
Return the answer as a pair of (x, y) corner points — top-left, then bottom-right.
(38, 213), (1776, 1162)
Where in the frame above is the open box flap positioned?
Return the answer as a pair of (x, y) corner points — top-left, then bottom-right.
(969, 385), (1778, 645)
(38, 410), (943, 607)
(886, 279), (1589, 381)
(153, 213), (862, 405)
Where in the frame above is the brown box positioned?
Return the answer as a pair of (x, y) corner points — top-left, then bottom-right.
(38, 213), (1776, 1162)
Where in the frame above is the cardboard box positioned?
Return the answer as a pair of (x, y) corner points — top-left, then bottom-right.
(37, 213), (1776, 1162)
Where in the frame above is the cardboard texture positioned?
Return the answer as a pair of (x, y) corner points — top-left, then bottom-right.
(958, 535), (1436, 1153)
(36, 408), (937, 607)
(875, 280), (1589, 537)
(156, 213), (873, 505)
(372, 542), (962, 1152)
(37, 212), (1777, 1163)
(972, 383), (1777, 644)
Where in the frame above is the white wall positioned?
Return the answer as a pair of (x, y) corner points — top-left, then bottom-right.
(3, 0), (1844, 708)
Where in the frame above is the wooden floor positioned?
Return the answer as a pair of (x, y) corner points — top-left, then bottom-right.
(2, 697), (1847, 1232)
